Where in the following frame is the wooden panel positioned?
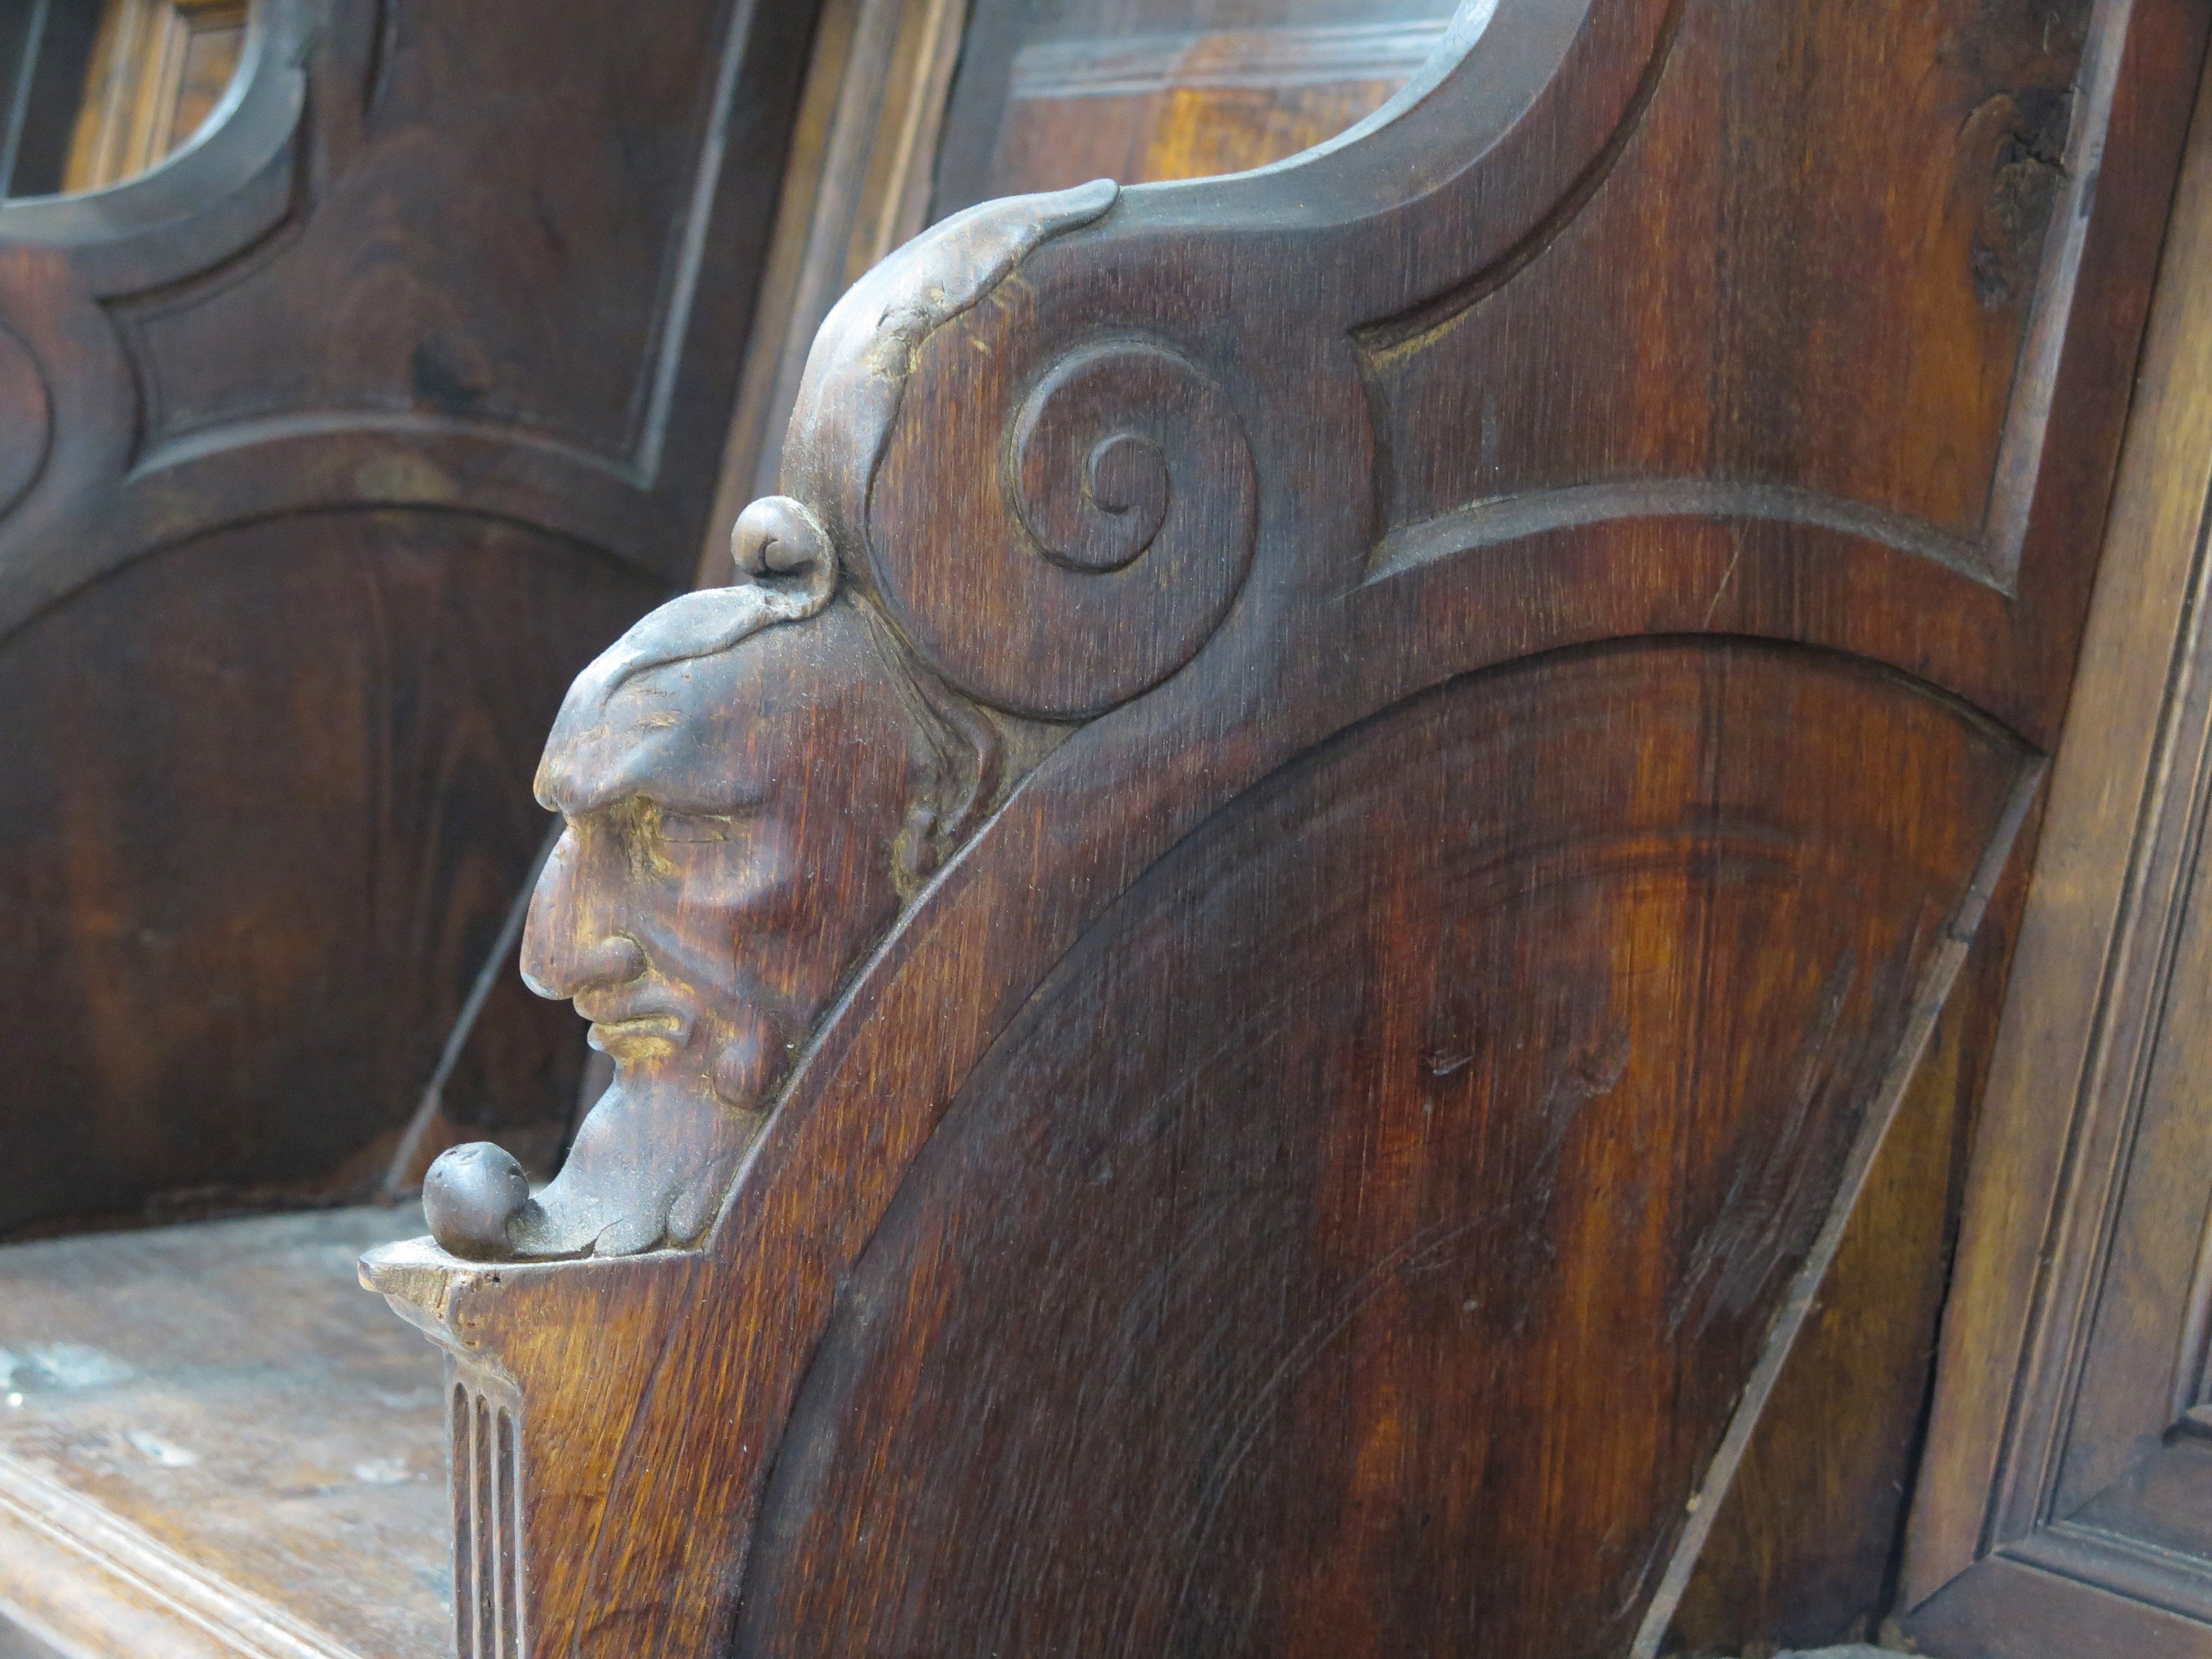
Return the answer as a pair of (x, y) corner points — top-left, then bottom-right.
(0, 517), (654, 1235)
(1902, 41), (2212, 1657)
(1668, 834), (2031, 1650)
(738, 640), (2030, 1658)
(0, 0), (822, 1235)
(1370, 0), (2094, 587)
(359, 0), (2210, 1650)
(116, 3), (725, 466)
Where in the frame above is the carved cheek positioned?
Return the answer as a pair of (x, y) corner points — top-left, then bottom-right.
(698, 822), (812, 932)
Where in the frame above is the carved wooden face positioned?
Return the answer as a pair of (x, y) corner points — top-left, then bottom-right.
(510, 602), (917, 1253)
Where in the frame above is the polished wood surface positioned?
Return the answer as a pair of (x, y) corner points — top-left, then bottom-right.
(0, 1206), (445, 1658)
(1902, 43), (2212, 1659)
(0, 0), (821, 1238)
(364, 0), (2209, 1652)
(739, 640), (2030, 1658)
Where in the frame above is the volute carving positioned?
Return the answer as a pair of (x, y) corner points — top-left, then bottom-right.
(421, 183), (1219, 1259)
(785, 179), (1259, 719)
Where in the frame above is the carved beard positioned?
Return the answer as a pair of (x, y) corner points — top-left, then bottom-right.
(502, 1003), (789, 1259)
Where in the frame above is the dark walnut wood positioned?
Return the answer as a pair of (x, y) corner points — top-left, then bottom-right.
(365, 0), (2207, 1653)
(1902, 44), (2212, 1659)
(0, 0), (822, 1237)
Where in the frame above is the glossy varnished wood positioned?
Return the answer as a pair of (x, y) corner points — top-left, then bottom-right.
(739, 640), (2029, 1658)
(364, 0), (2209, 1653)
(1903, 43), (2212, 1657)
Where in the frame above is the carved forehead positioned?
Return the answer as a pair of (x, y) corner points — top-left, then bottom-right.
(538, 604), (909, 815)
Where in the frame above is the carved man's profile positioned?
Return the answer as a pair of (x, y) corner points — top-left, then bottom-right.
(422, 498), (998, 1259)
(420, 181), (1127, 1260)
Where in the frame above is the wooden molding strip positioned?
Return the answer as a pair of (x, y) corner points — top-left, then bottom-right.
(1900, 36), (2212, 1613)
(0, 1453), (358, 1659)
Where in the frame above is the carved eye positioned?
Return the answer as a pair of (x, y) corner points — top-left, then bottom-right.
(656, 812), (738, 844)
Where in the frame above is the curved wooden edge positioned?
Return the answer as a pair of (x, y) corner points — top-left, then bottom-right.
(0, 422), (695, 644)
(0, 0), (313, 290)
(1117, 0), (1680, 324)
(1900, 34), (2212, 1612)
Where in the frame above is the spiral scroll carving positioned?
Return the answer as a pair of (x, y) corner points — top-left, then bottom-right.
(869, 337), (1257, 722)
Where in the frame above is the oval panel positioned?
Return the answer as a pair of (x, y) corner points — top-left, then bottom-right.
(737, 637), (2029, 1657)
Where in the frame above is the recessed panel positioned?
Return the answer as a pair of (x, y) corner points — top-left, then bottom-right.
(1370, 0), (2089, 571)
(110, 0), (728, 466)
(0, 513), (660, 1235)
(737, 638), (2028, 1657)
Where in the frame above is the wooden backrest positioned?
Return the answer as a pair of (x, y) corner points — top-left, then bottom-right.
(0, 0), (818, 1235)
(366, 2), (2209, 1653)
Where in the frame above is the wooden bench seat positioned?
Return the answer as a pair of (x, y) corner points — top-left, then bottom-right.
(0, 1209), (446, 1659)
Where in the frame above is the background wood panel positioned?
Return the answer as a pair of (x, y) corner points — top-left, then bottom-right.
(0, 518), (657, 1235)
(0, 0), (823, 1237)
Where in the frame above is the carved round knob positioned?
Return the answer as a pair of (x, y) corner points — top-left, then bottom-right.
(867, 336), (1257, 721)
(733, 494), (828, 580)
(423, 1142), (530, 1260)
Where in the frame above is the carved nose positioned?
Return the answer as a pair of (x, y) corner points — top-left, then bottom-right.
(520, 927), (646, 1001)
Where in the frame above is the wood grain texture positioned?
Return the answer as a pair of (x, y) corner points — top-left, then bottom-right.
(0, 517), (654, 1237)
(738, 640), (2028, 1659)
(1667, 827), (2034, 1652)
(0, 0), (821, 1236)
(363, 0), (2209, 1652)
(0, 1207), (446, 1658)
(1901, 41), (2212, 1657)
